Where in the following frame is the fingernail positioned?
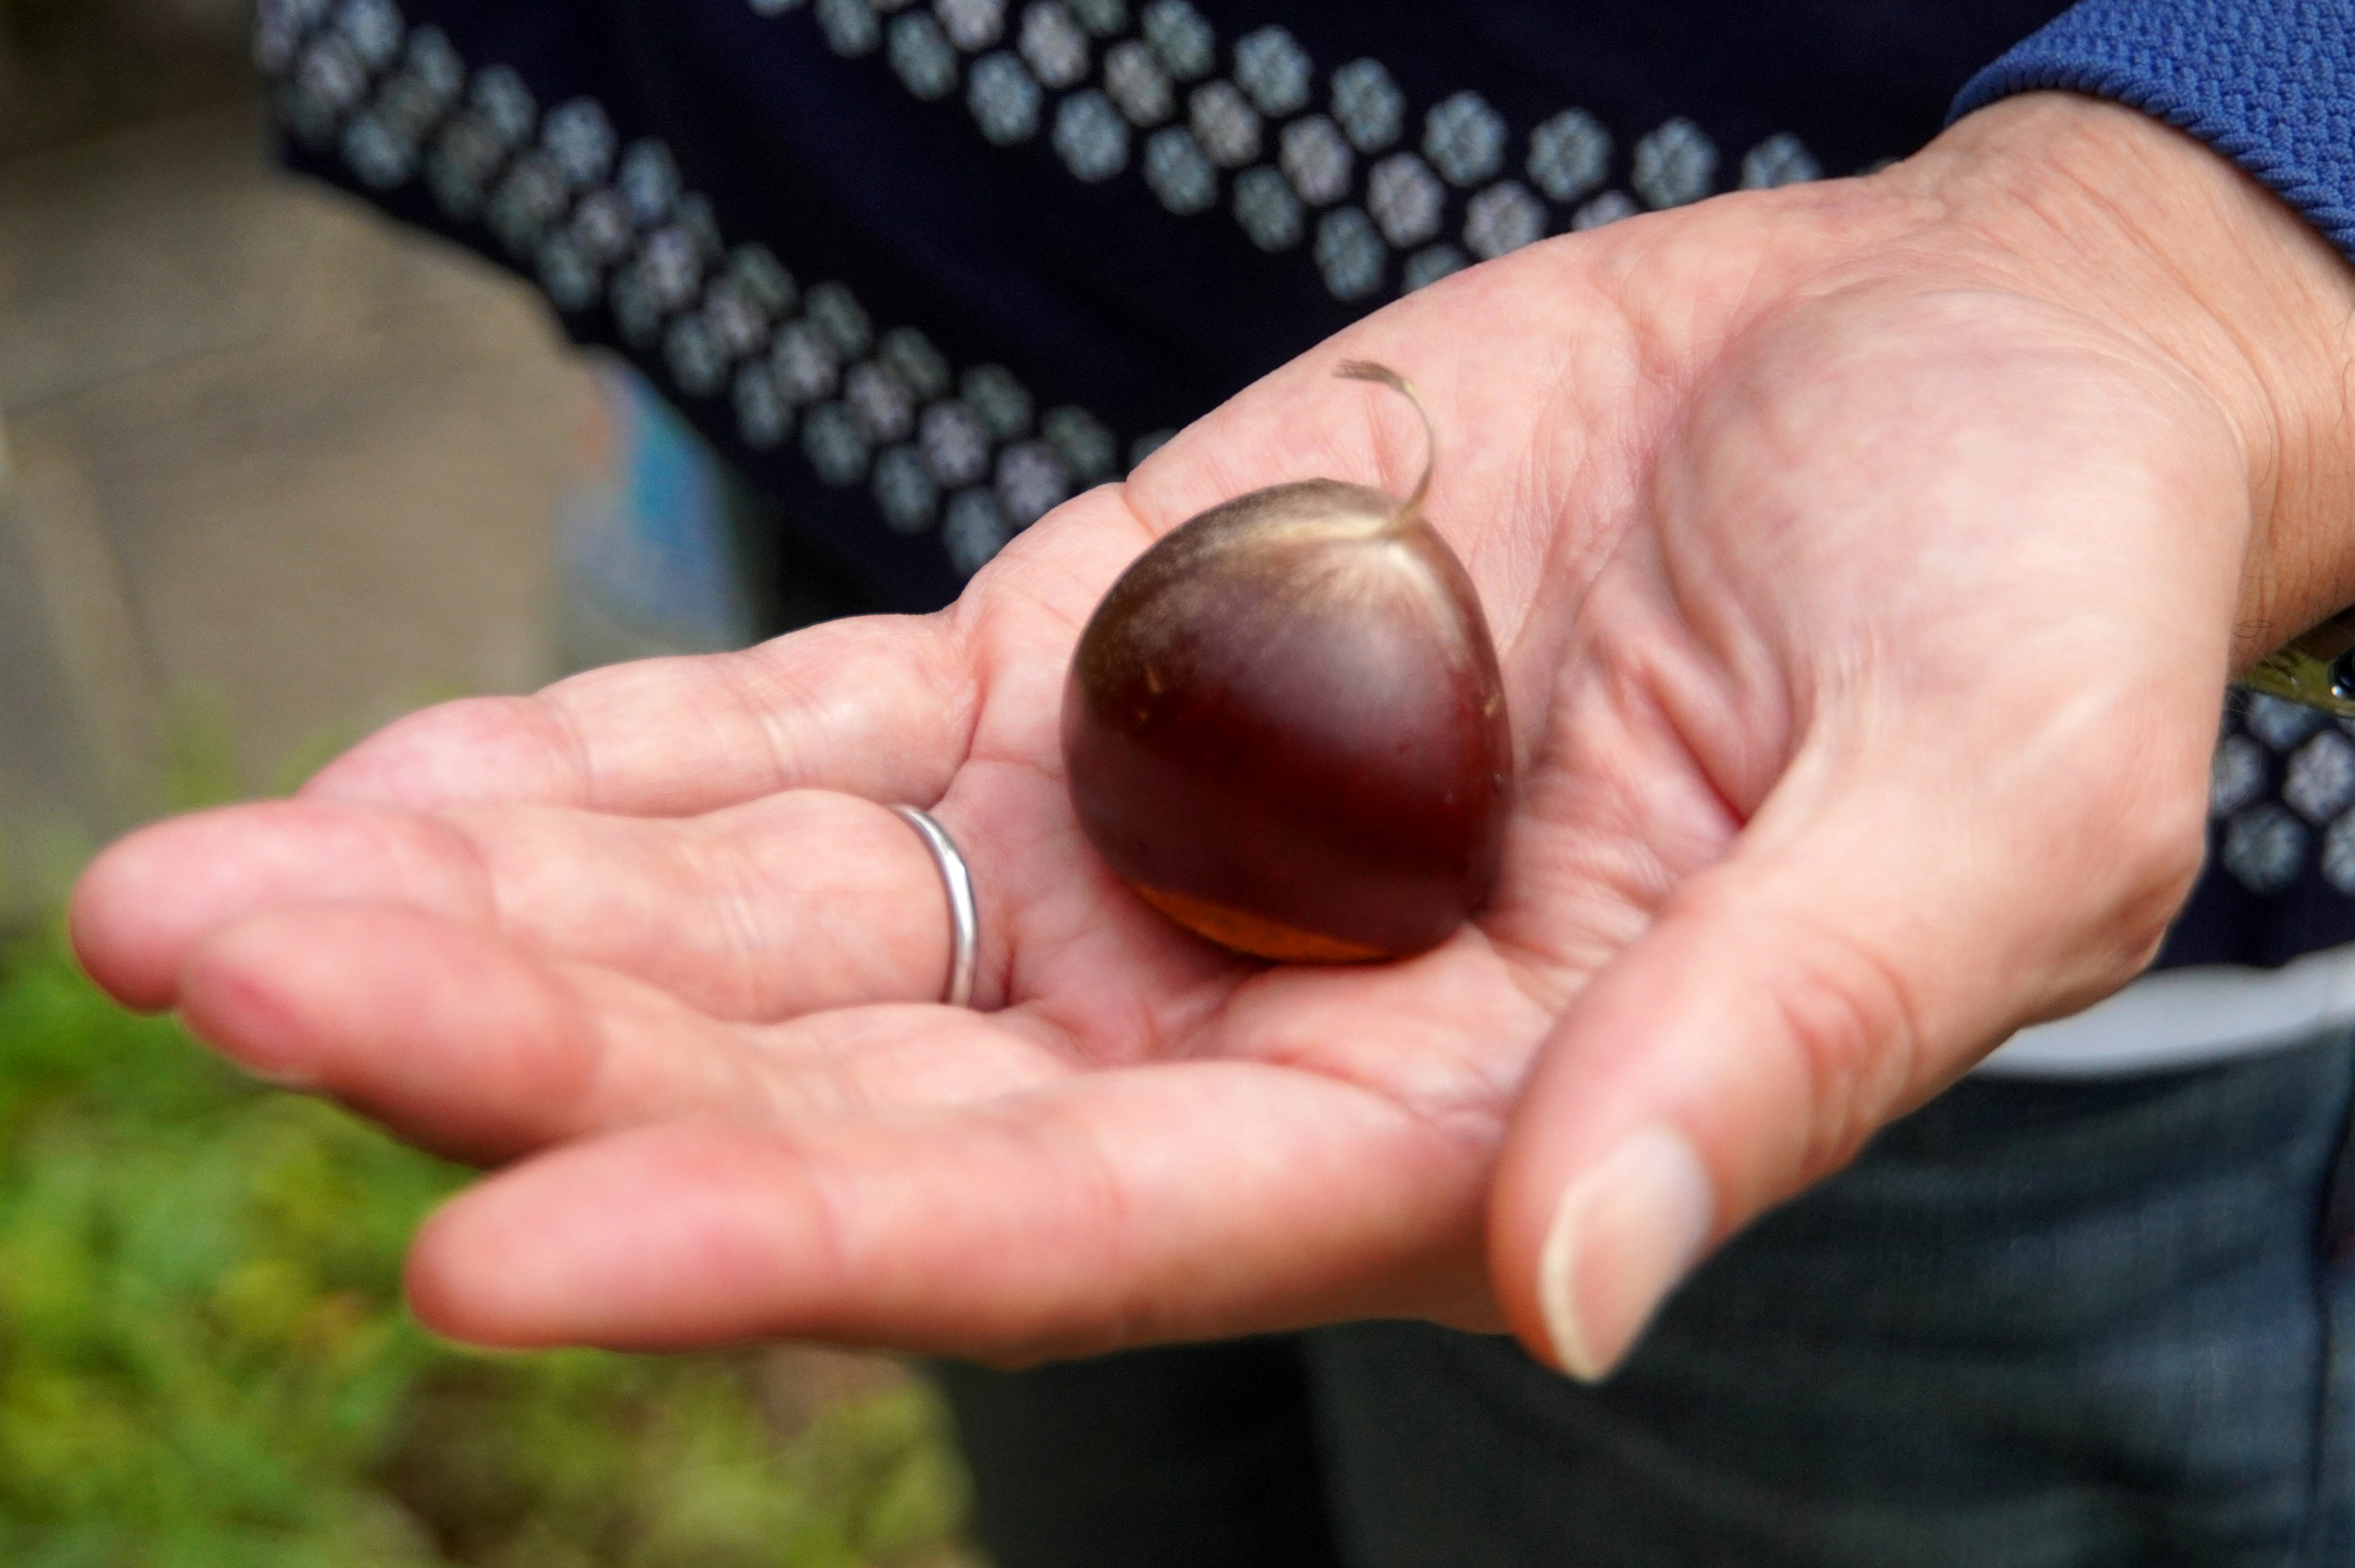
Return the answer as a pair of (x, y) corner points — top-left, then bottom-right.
(1538, 1123), (1714, 1382)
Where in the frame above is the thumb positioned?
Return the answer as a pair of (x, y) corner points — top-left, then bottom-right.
(1486, 730), (2210, 1380)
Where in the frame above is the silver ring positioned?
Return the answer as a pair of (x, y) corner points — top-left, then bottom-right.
(890, 805), (978, 1009)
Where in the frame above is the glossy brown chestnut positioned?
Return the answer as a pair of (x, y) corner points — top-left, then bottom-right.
(1061, 363), (1512, 963)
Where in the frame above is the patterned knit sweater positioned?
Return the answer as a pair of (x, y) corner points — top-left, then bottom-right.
(259, 0), (2355, 974)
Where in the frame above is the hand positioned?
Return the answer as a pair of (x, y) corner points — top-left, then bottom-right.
(72, 94), (2355, 1376)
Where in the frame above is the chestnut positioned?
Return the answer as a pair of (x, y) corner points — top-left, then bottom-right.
(1061, 362), (1512, 963)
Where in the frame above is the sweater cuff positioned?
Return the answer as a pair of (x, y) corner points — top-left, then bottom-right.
(1952, 0), (2355, 262)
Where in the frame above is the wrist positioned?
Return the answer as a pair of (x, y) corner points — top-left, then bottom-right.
(1896, 92), (2355, 656)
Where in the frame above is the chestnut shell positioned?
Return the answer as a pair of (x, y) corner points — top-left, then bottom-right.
(1061, 475), (1512, 962)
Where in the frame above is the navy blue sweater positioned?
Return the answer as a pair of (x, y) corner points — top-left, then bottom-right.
(258, 0), (2355, 972)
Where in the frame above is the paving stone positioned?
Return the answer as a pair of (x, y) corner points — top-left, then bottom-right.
(0, 102), (580, 851)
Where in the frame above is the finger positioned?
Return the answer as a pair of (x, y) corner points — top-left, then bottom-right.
(1485, 725), (2212, 1382)
(304, 614), (976, 816)
(403, 1060), (1497, 1357)
(453, 791), (963, 1020)
(177, 903), (1062, 1164)
(72, 800), (491, 1011)
(74, 792), (965, 1019)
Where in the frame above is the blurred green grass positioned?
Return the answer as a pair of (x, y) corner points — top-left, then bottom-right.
(0, 916), (975, 1566)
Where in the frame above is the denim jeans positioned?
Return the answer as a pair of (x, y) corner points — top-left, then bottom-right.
(940, 1029), (2355, 1567)
(1308, 1030), (2355, 1567)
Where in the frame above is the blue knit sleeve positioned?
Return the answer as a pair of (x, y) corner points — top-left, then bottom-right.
(1951, 0), (2355, 261)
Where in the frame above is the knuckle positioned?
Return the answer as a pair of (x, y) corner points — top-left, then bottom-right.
(1758, 912), (1926, 1181)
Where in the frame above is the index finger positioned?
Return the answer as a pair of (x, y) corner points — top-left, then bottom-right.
(306, 611), (978, 817)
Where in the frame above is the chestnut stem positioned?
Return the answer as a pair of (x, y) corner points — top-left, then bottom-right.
(1336, 360), (1436, 537)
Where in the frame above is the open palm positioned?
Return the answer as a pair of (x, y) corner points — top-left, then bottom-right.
(73, 98), (2334, 1377)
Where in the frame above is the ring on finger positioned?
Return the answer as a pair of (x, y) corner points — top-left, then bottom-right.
(889, 805), (979, 1009)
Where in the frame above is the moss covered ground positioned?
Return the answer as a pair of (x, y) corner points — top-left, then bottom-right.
(0, 917), (974, 1567)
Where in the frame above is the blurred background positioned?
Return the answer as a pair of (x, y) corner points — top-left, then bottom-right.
(0, 2), (976, 1561)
